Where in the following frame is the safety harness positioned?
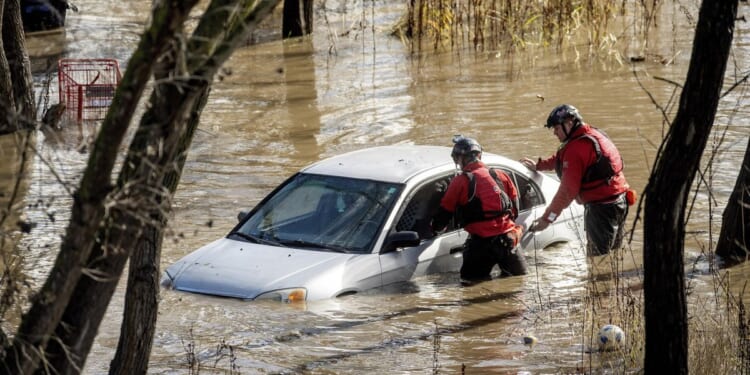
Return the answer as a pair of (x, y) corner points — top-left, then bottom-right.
(458, 168), (515, 225)
(555, 128), (624, 191)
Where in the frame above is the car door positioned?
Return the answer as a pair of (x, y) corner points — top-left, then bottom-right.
(378, 173), (466, 285)
(494, 166), (549, 251)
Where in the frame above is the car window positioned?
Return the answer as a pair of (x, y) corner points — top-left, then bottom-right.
(497, 168), (545, 212)
(234, 173), (402, 253)
(395, 174), (456, 238)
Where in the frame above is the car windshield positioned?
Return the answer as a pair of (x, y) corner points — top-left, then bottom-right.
(232, 173), (403, 253)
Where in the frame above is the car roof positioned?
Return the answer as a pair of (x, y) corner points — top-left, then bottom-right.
(301, 144), (519, 183)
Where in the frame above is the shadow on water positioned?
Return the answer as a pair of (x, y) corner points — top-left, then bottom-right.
(280, 38), (323, 162)
(282, 310), (522, 374)
(208, 287), (526, 373)
(239, 288), (523, 347)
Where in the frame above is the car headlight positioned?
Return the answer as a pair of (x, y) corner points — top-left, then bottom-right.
(255, 288), (307, 303)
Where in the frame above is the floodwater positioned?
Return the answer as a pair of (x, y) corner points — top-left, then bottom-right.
(3, 0), (750, 373)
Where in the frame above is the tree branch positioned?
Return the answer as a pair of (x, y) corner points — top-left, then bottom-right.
(2, 0), (201, 373)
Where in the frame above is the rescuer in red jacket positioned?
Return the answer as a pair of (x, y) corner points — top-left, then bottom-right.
(432, 135), (526, 281)
(521, 104), (631, 256)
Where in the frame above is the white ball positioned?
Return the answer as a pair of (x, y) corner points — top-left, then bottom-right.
(597, 324), (625, 351)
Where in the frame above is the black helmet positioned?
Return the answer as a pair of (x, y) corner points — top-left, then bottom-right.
(451, 135), (482, 158)
(545, 104), (583, 128)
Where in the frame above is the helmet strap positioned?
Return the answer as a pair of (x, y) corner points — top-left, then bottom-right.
(454, 154), (473, 169)
(562, 118), (580, 140)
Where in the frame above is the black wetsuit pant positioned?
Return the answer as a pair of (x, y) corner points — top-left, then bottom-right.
(460, 233), (528, 280)
(585, 193), (628, 256)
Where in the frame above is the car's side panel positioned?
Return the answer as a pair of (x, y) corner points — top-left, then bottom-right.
(304, 254), (384, 300)
(413, 231), (465, 275)
(378, 230), (465, 286)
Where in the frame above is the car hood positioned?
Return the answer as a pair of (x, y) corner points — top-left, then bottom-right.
(163, 238), (356, 300)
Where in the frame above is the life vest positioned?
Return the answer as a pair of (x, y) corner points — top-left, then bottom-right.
(555, 126), (624, 191)
(457, 168), (514, 225)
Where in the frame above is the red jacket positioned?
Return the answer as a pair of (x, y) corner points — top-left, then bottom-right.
(439, 161), (518, 237)
(537, 124), (629, 221)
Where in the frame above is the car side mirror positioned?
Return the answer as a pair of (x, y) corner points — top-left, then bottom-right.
(237, 210), (249, 222)
(380, 231), (420, 254)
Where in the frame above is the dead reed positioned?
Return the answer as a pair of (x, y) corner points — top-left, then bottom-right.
(393, 0), (663, 61)
(394, 0), (627, 53)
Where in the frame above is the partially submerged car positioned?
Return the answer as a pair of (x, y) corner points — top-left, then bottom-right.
(161, 145), (584, 302)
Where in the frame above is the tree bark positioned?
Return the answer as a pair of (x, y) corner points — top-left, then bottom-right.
(0, 0), (35, 357)
(0, 0), (18, 135)
(716, 136), (750, 262)
(303, 0), (313, 34)
(282, 0), (302, 38)
(107, 8), (191, 374)
(0, 128), (34, 349)
(38, 2), (281, 374)
(1, 0), (202, 373)
(2, 0), (35, 125)
(108, 225), (162, 375)
(110, 5), (282, 371)
(109, 88), (210, 375)
(642, 0), (738, 373)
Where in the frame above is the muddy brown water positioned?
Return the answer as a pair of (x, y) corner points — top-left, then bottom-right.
(3, 0), (750, 373)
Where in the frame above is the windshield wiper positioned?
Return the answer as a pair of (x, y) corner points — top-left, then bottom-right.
(228, 231), (285, 247)
(279, 239), (349, 253)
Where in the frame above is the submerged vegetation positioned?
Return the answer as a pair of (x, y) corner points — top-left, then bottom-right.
(574, 243), (747, 373)
(394, 0), (662, 59)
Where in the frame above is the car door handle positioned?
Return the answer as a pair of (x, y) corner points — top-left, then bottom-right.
(449, 246), (464, 254)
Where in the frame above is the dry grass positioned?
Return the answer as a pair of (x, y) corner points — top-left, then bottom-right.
(575, 240), (747, 374)
(393, 0), (663, 60)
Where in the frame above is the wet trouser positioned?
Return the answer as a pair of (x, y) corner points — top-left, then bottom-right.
(460, 233), (528, 280)
(584, 193), (628, 256)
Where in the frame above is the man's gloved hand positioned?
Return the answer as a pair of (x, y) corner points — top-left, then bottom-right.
(507, 225), (523, 247)
(529, 218), (550, 232)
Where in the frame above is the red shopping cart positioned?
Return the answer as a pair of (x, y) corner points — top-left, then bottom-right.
(58, 58), (121, 123)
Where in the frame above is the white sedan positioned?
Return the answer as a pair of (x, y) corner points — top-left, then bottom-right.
(160, 145), (584, 302)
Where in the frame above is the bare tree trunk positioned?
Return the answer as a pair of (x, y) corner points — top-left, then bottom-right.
(37, 2), (282, 374)
(716, 136), (750, 262)
(283, 0), (302, 38)
(108, 226), (162, 375)
(110, 84), (210, 374)
(0, 0), (18, 135)
(2, 0), (34, 125)
(109, 89), (209, 375)
(0, 128), (34, 350)
(110, 0), (280, 369)
(1, 1), (202, 373)
(107, 11), (191, 374)
(303, 0), (313, 34)
(0, 0), (36, 354)
(642, 0), (738, 373)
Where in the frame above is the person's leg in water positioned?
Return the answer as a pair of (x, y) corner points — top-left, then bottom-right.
(585, 195), (628, 256)
(460, 235), (496, 284)
(493, 233), (528, 276)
